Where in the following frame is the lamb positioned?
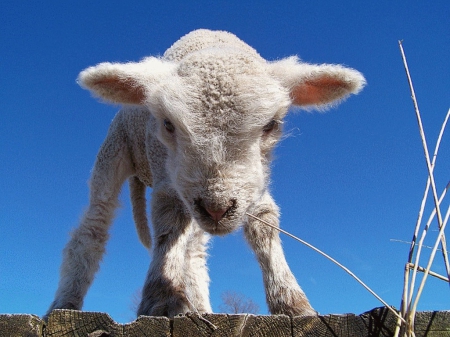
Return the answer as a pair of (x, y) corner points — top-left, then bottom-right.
(45, 29), (366, 319)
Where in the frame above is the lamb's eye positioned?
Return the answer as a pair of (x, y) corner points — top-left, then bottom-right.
(163, 119), (175, 133)
(262, 120), (278, 134)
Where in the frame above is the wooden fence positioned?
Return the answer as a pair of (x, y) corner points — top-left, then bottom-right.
(1, 307), (449, 336)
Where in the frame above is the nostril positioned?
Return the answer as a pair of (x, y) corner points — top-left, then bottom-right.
(205, 208), (229, 222)
(194, 198), (236, 222)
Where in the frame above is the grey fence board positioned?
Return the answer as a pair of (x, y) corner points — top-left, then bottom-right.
(0, 307), (448, 336)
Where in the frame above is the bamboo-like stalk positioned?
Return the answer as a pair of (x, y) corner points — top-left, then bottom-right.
(398, 41), (449, 336)
(399, 111), (450, 329)
(391, 239), (449, 253)
(439, 187), (450, 276)
(246, 212), (406, 324)
(407, 263), (449, 282)
(408, 183), (449, 311)
(411, 205), (450, 305)
(396, 263), (411, 337)
(411, 110), (450, 261)
(398, 41), (449, 278)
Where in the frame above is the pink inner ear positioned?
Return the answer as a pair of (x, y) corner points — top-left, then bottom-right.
(291, 78), (350, 106)
(93, 77), (146, 104)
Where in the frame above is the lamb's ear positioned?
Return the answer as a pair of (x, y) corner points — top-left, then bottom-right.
(77, 57), (174, 105)
(270, 56), (366, 109)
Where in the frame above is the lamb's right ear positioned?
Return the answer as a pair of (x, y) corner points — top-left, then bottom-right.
(78, 57), (175, 105)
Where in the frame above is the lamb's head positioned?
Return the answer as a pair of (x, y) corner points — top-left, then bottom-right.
(78, 31), (365, 235)
(153, 49), (292, 235)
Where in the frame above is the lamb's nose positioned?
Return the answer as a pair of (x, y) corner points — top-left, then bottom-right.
(195, 198), (236, 222)
(205, 208), (229, 222)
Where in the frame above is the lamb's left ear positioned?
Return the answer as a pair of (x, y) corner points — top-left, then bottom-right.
(78, 57), (175, 105)
(269, 56), (366, 109)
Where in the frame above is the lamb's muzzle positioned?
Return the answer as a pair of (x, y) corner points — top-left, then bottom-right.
(194, 197), (237, 222)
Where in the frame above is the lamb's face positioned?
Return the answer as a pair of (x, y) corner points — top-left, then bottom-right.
(78, 32), (365, 234)
(152, 51), (290, 235)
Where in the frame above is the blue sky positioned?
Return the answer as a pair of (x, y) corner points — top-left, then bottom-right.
(1, 1), (449, 323)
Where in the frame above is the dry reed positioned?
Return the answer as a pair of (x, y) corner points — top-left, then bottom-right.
(396, 41), (450, 337)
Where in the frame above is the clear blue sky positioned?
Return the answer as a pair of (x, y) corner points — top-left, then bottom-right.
(1, 1), (449, 323)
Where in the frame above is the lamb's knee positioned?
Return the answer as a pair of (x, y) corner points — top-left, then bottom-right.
(59, 212), (114, 277)
(245, 205), (280, 247)
(151, 188), (190, 240)
(68, 224), (109, 256)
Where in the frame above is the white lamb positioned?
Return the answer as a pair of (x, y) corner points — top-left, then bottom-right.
(45, 29), (365, 318)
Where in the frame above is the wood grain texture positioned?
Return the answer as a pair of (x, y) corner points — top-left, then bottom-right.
(1, 307), (449, 336)
(0, 313), (43, 337)
(45, 310), (122, 337)
(292, 307), (398, 336)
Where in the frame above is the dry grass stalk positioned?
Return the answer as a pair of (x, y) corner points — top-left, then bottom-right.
(390, 239), (449, 254)
(403, 118), (450, 321)
(411, 205), (450, 305)
(396, 40), (450, 337)
(407, 182), (449, 317)
(407, 263), (449, 282)
(399, 41), (449, 276)
(246, 212), (405, 323)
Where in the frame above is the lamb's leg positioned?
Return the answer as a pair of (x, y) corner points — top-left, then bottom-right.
(244, 192), (316, 317)
(45, 141), (133, 318)
(183, 226), (212, 313)
(137, 188), (195, 317)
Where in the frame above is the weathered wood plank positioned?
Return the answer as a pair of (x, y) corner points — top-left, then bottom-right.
(45, 310), (171, 337)
(240, 314), (291, 337)
(293, 307), (398, 337)
(293, 314), (371, 337)
(45, 310), (122, 336)
(123, 315), (170, 337)
(172, 312), (247, 337)
(0, 307), (448, 336)
(359, 307), (400, 336)
(0, 313), (43, 337)
(172, 313), (292, 337)
(413, 311), (450, 337)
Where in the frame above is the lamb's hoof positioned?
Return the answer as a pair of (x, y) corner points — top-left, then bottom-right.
(138, 300), (191, 318)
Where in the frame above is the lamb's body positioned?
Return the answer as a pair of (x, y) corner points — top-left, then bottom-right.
(46, 29), (365, 318)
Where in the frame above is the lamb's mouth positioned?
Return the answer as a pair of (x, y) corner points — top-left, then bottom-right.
(193, 199), (240, 235)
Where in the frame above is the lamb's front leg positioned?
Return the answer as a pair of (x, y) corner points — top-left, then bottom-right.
(244, 193), (316, 317)
(183, 225), (212, 313)
(45, 140), (133, 318)
(137, 188), (197, 317)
